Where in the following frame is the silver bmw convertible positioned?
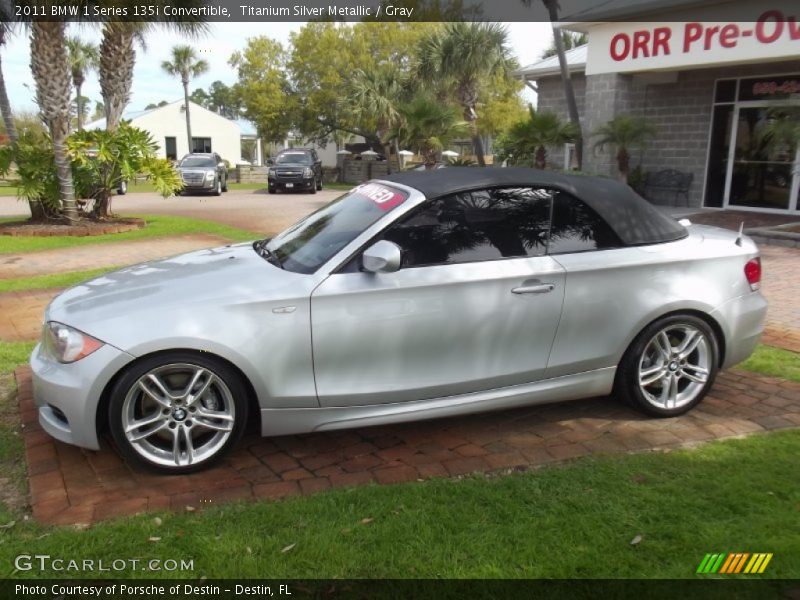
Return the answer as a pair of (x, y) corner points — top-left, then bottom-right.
(31, 168), (767, 472)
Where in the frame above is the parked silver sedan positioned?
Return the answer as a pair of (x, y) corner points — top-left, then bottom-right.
(31, 169), (767, 472)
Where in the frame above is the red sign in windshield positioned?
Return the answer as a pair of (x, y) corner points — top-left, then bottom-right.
(352, 183), (407, 212)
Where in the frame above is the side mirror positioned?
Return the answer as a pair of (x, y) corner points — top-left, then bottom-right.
(218, 162), (225, 169)
(266, 158), (275, 166)
(362, 240), (402, 274)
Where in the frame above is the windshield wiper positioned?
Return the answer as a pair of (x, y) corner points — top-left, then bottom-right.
(253, 239), (283, 269)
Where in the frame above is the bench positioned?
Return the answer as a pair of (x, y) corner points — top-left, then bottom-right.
(643, 169), (693, 207)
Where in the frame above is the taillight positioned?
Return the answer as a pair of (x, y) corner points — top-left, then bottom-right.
(744, 257), (761, 291)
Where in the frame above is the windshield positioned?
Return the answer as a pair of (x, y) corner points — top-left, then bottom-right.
(180, 156), (216, 168)
(265, 183), (409, 274)
(275, 152), (313, 165)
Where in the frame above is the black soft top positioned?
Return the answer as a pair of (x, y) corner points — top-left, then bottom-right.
(379, 167), (687, 246)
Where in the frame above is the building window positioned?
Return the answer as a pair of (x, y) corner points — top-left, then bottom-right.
(164, 137), (177, 160)
(192, 137), (212, 153)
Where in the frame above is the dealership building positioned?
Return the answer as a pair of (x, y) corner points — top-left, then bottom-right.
(519, 0), (800, 214)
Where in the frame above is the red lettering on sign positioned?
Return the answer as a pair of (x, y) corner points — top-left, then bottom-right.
(653, 27), (672, 55)
(756, 10), (784, 43)
(683, 22), (703, 52)
(703, 25), (720, 50)
(788, 17), (800, 40)
(610, 33), (630, 61)
(719, 24), (740, 48)
(632, 30), (650, 57)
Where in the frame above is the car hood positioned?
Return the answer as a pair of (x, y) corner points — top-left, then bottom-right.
(46, 242), (309, 341)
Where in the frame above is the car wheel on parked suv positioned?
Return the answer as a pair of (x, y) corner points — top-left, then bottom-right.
(214, 178), (222, 196)
(316, 178), (323, 191)
(222, 177), (228, 193)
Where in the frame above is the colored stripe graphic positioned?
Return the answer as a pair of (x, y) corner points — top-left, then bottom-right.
(699, 553), (772, 574)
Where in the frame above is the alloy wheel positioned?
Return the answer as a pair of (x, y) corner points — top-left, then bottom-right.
(637, 324), (711, 410)
(121, 363), (235, 468)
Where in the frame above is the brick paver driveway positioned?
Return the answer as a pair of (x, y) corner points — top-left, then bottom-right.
(15, 365), (800, 525)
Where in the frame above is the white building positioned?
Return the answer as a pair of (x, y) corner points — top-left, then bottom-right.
(85, 99), (242, 164)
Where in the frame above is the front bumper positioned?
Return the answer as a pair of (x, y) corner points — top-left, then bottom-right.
(268, 177), (315, 191)
(711, 291), (768, 369)
(181, 180), (216, 192)
(31, 342), (135, 450)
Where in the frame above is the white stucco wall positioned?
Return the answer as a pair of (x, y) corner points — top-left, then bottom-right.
(130, 100), (242, 163)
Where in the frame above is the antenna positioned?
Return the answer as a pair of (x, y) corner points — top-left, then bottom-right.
(735, 221), (744, 246)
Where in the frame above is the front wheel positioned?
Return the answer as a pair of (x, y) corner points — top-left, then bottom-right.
(615, 315), (719, 417)
(213, 179), (223, 196)
(117, 181), (127, 195)
(221, 177), (228, 192)
(108, 353), (249, 473)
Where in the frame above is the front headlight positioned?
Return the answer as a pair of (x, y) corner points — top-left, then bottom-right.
(268, 168), (276, 177)
(303, 167), (313, 178)
(45, 322), (104, 363)
(205, 171), (215, 181)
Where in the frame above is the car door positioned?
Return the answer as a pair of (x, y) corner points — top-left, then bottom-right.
(310, 187), (567, 407)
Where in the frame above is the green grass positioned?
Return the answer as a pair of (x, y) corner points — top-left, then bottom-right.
(0, 214), (257, 255)
(0, 430), (797, 578)
(740, 345), (800, 383)
(0, 266), (120, 293)
(0, 341), (35, 375)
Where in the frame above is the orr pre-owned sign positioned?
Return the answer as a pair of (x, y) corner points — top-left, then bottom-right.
(584, 7), (800, 75)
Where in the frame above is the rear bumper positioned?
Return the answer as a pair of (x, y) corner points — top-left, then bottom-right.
(711, 291), (768, 369)
(31, 342), (135, 450)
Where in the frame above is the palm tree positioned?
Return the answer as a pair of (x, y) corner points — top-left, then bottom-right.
(30, 21), (79, 222)
(391, 94), (468, 169)
(66, 36), (99, 131)
(417, 22), (514, 167)
(0, 23), (18, 145)
(162, 45), (209, 154)
(593, 116), (656, 183)
(521, 0), (585, 170)
(504, 106), (578, 169)
(345, 66), (404, 173)
(540, 31), (587, 59)
(98, 10), (207, 132)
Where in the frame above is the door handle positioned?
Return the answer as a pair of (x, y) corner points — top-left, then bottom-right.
(511, 283), (555, 295)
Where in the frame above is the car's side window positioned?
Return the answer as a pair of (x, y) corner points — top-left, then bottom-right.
(380, 187), (552, 268)
(547, 192), (622, 254)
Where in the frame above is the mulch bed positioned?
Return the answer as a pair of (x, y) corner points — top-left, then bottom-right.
(0, 217), (145, 237)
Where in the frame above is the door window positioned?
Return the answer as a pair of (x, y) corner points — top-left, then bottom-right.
(380, 187), (552, 268)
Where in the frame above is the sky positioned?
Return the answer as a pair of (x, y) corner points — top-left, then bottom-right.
(3, 22), (552, 121)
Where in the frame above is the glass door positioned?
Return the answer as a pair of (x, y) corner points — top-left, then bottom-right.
(726, 106), (797, 212)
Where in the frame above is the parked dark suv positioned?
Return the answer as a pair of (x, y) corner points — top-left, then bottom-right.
(177, 152), (228, 196)
(267, 148), (323, 194)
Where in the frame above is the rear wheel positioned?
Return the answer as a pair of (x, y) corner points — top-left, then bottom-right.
(108, 353), (249, 473)
(616, 314), (719, 417)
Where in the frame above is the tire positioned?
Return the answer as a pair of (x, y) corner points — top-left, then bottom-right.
(108, 352), (249, 473)
(316, 178), (323, 191)
(117, 181), (127, 195)
(615, 314), (719, 417)
(310, 184), (317, 195)
(221, 177), (228, 192)
(268, 188), (275, 194)
(213, 178), (222, 196)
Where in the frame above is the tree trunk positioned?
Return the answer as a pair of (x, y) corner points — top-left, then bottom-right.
(392, 138), (401, 171)
(535, 145), (547, 170)
(465, 107), (486, 167)
(383, 142), (392, 174)
(546, 6), (583, 170)
(617, 147), (630, 183)
(75, 77), (84, 131)
(30, 22), (79, 223)
(100, 23), (135, 131)
(183, 80), (193, 153)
